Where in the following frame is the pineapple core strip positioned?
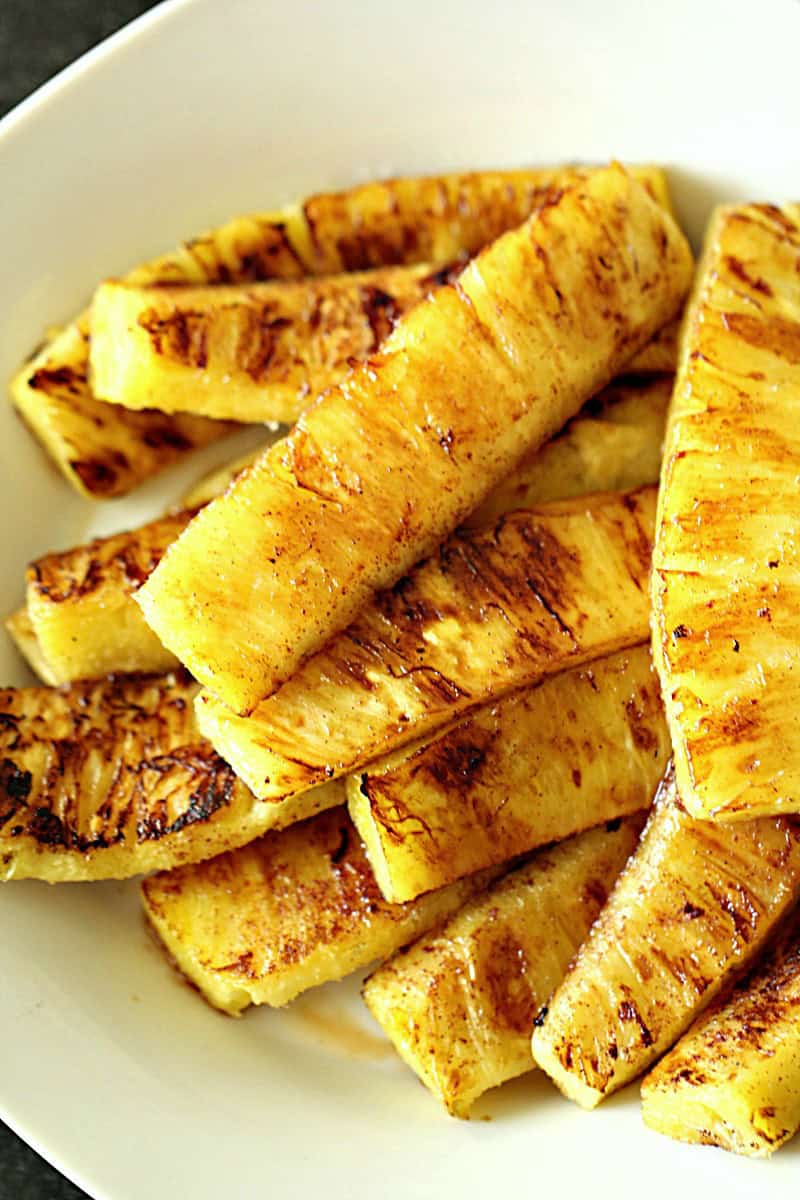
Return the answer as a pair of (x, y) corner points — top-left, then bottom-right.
(89, 263), (460, 423)
(641, 910), (800, 1158)
(347, 644), (669, 903)
(181, 372), (671, 512)
(14, 164), (670, 499)
(0, 671), (342, 883)
(364, 814), (646, 1117)
(25, 509), (196, 682)
(196, 487), (657, 801)
(652, 202), (800, 821)
(141, 806), (499, 1014)
(14, 376), (669, 686)
(137, 167), (692, 711)
(531, 769), (800, 1109)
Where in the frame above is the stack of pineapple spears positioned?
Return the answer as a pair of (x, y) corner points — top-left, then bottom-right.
(5, 162), (800, 1159)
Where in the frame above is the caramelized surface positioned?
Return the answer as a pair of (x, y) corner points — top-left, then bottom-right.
(141, 806), (497, 1013)
(532, 770), (800, 1108)
(652, 202), (800, 820)
(348, 645), (668, 902)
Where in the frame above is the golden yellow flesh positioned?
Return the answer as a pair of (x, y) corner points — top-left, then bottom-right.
(531, 770), (800, 1109)
(652, 202), (800, 820)
(181, 372), (671, 513)
(347, 645), (669, 903)
(13, 165), (669, 498)
(642, 912), (800, 1157)
(196, 488), (656, 801)
(363, 815), (646, 1116)
(137, 168), (692, 711)
(4, 609), (58, 685)
(0, 671), (342, 882)
(25, 511), (195, 682)
(11, 325), (234, 499)
(466, 375), (671, 528)
(89, 264), (459, 421)
(141, 807), (498, 1014)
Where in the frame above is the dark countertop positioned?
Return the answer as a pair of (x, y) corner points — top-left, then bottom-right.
(0, 5), (158, 1198)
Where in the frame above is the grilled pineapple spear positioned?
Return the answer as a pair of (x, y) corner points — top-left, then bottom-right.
(181, 372), (672, 511)
(89, 272), (677, 425)
(652, 202), (800, 821)
(24, 509), (195, 682)
(16, 164), (669, 498)
(364, 815), (646, 1117)
(0, 671), (341, 882)
(347, 644), (669, 903)
(196, 488), (657, 801)
(141, 807), (500, 1014)
(642, 910), (800, 1157)
(89, 263), (459, 422)
(137, 166), (692, 712)
(10, 378), (668, 685)
(531, 769), (800, 1108)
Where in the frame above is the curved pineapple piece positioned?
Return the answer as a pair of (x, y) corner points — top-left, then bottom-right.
(363, 814), (646, 1117)
(0, 671), (341, 883)
(89, 263), (459, 422)
(25, 509), (197, 682)
(15, 164), (669, 498)
(641, 911), (800, 1157)
(531, 770), (800, 1108)
(652, 202), (800, 821)
(196, 488), (657, 801)
(348, 644), (668, 903)
(141, 807), (499, 1014)
(138, 167), (692, 711)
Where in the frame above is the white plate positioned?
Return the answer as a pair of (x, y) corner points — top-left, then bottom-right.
(2, 0), (800, 1195)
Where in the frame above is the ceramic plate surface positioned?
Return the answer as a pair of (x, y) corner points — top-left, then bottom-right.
(2, 0), (800, 1195)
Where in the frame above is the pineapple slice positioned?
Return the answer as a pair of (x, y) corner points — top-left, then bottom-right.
(89, 263), (459, 422)
(466, 375), (671, 528)
(300, 164), (672, 273)
(141, 807), (499, 1014)
(347, 644), (669, 903)
(652, 202), (800, 821)
(531, 770), (800, 1108)
(138, 167), (692, 711)
(641, 911), (800, 1157)
(11, 325), (235, 499)
(17, 164), (668, 498)
(181, 372), (671, 512)
(0, 671), (341, 883)
(196, 488), (656, 800)
(5, 608), (58, 685)
(25, 510), (195, 682)
(363, 814), (646, 1116)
